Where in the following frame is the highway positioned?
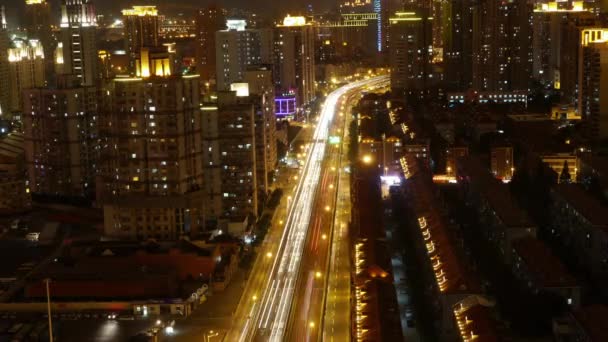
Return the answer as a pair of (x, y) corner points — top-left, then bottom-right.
(227, 75), (389, 342)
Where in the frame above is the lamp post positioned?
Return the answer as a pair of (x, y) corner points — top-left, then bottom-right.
(45, 278), (53, 342)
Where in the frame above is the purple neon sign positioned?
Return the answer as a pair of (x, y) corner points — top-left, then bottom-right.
(275, 95), (297, 117)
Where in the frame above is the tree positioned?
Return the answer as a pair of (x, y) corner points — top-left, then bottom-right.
(559, 160), (572, 184)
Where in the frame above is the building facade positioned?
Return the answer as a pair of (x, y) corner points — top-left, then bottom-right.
(122, 6), (160, 67)
(22, 82), (97, 197)
(59, 0), (98, 86)
(578, 28), (608, 141)
(98, 51), (205, 240)
(195, 6), (225, 83)
(8, 39), (45, 113)
(389, 12), (431, 97)
(274, 16), (316, 109)
(215, 20), (273, 91)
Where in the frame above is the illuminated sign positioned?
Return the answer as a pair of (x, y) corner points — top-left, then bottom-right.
(275, 95), (297, 117)
(226, 19), (247, 31)
(230, 83), (250, 97)
(329, 136), (341, 144)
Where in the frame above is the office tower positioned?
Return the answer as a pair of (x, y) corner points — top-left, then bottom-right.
(444, 0), (474, 91)
(275, 16), (316, 109)
(532, 1), (595, 101)
(195, 6), (226, 84)
(245, 68), (278, 194)
(98, 49), (205, 240)
(215, 19), (273, 91)
(24, 0), (55, 84)
(0, 7), (9, 117)
(8, 39), (45, 114)
(22, 78), (97, 197)
(122, 6), (160, 65)
(389, 12), (432, 96)
(471, 0), (532, 92)
(578, 28), (608, 141)
(201, 88), (260, 232)
(59, 0), (98, 86)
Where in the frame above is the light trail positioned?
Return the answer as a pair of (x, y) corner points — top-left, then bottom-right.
(237, 76), (388, 341)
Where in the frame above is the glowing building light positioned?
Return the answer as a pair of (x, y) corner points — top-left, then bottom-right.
(121, 6), (158, 17)
(282, 15), (306, 27)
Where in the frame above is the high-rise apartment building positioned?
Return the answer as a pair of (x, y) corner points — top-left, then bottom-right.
(245, 68), (278, 194)
(274, 16), (316, 109)
(195, 6), (226, 83)
(98, 49), (205, 240)
(24, 0), (54, 84)
(122, 6), (160, 65)
(578, 28), (608, 141)
(471, 0), (532, 92)
(389, 12), (432, 96)
(0, 7), (10, 117)
(444, 0), (474, 91)
(532, 1), (595, 102)
(22, 78), (97, 197)
(8, 39), (45, 113)
(201, 89), (260, 233)
(59, 0), (98, 86)
(215, 19), (273, 91)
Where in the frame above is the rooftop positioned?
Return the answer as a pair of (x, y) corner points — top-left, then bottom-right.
(512, 237), (578, 288)
(403, 155), (482, 295)
(457, 156), (534, 229)
(573, 305), (608, 342)
(552, 184), (608, 229)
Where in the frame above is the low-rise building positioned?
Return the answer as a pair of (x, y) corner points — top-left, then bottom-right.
(553, 305), (608, 342)
(457, 156), (537, 263)
(549, 184), (608, 285)
(511, 237), (581, 308)
(400, 155), (484, 339)
(0, 132), (30, 214)
(578, 154), (608, 198)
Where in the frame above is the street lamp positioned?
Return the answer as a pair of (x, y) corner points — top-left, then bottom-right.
(362, 155), (373, 165)
(205, 330), (219, 342)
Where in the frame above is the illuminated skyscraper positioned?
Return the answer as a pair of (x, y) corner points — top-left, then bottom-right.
(444, 0), (475, 91)
(578, 28), (608, 141)
(24, 0), (54, 84)
(122, 6), (160, 65)
(532, 1), (595, 102)
(215, 19), (273, 91)
(98, 50), (206, 240)
(195, 6), (226, 84)
(471, 0), (532, 92)
(59, 0), (98, 86)
(275, 16), (316, 108)
(0, 7), (9, 117)
(8, 39), (45, 113)
(389, 12), (432, 96)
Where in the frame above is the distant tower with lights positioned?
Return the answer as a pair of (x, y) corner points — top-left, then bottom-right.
(59, 0), (98, 86)
(24, 0), (55, 84)
(0, 6), (10, 117)
(274, 16), (316, 109)
(195, 5), (226, 85)
(122, 6), (160, 67)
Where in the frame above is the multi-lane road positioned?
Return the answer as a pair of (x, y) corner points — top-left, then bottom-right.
(227, 75), (389, 342)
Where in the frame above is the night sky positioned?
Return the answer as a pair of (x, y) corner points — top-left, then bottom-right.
(0, 0), (335, 26)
